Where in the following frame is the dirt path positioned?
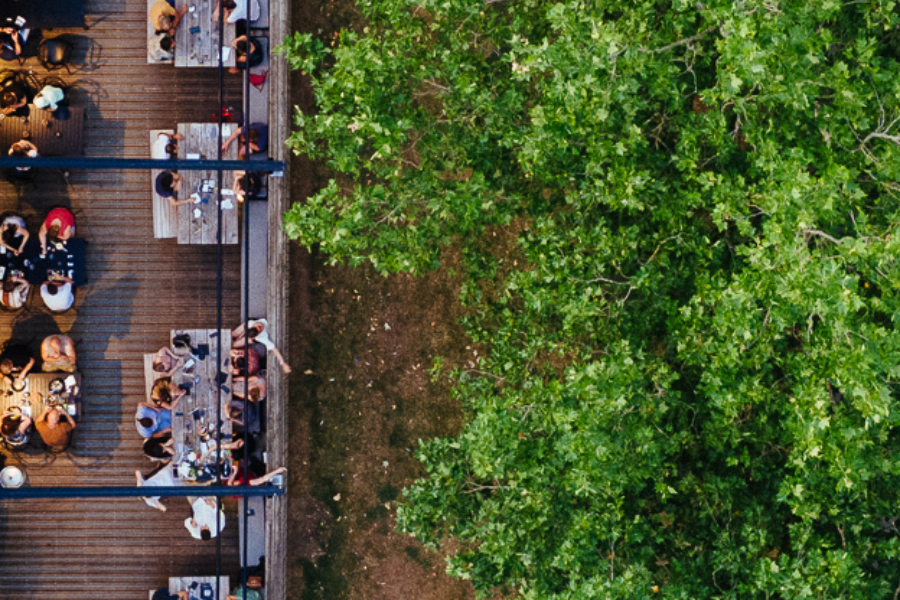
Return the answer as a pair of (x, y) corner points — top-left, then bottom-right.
(285, 3), (476, 598)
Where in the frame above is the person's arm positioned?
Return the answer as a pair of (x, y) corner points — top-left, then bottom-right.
(17, 357), (34, 380)
(19, 414), (32, 430)
(61, 411), (75, 429)
(38, 405), (52, 422)
(50, 275), (74, 284)
(151, 427), (172, 438)
(11, 31), (21, 56)
(170, 4), (188, 33)
(168, 389), (185, 411)
(221, 127), (242, 152)
(13, 225), (28, 255)
(271, 347), (292, 374)
(38, 222), (48, 254)
(249, 466), (287, 486)
(139, 401), (161, 412)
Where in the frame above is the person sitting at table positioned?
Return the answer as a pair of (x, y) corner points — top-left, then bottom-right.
(150, 377), (185, 411)
(227, 462), (286, 487)
(151, 131), (183, 160)
(33, 84), (64, 112)
(0, 81), (29, 117)
(232, 170), (262, 202)
(39, 207), (76, 255)
(135, 402), (172, 438)
(213, 0), (261, 28)
(0, 408), (31, 447)
(143, 429), (175, 461)
(34, 405), (75, 453)
(0, 212), (29, 257)
(40, 276), (75, 312)
(233, 370), (267, 402)
(221, 123), (268, 158)
(226, 586), (262, 600)
(150, 0), (188, 36)
(8, 139), (38, 172)
(229, 35), (264, 74)
(136, 462), (184, 512)
(185, 497), (226, 540)
(0, 28), (26, 62)
(0, 274), (29, 310)
(41, 334), (77, 373)
(0, 341), (35, 383)
(155, 170), (193, 207)
(230, 345), (261, 378)
(152, 345), (183, 377)
(148, 32), (175, 63)
(152, 589), (189, 600)
(232, 318), (291, 374)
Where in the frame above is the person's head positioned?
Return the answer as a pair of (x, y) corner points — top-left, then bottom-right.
(48, 336), (62, 355)
(249, 387), (260, 402)
(8, 145), (26, 158)
(233, 355), (246, 374)
(152, 359), (168, 373)
(152, 379), (173, 403)
(47, 224), (61, 242)
(143, 436), (167, 458)
(165, 141), (177, 156)
(1, 415), (18, 436)
(159, 35), (174, 53)
(200, 526), (212, 541)
(229, 407), (242, 420)
(46, 408), (61, 428)
(157, 171), (176, 195)
(0, 358), (13, 375)
(222, 0), (237, 8)
(138, 417), (154, 429)
(45, 282), (60, 296)
(156, 15), (174, 34)
(235, 39), (248, 55)
(1, 90), (17, 108)
(2, 279), (16, 293)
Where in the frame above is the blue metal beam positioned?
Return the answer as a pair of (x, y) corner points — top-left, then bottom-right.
(0, 485), (283, 499)
(0, 156), (285, 172)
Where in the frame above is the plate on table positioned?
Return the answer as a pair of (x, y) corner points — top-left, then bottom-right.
(0, 466), (24, 488)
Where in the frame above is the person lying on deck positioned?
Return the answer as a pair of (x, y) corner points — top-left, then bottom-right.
(41, 334), (77, 372)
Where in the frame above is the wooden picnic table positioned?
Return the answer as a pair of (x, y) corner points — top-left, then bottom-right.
(176, 122), (239, 245)
(174, 0), (236, 68)
(167, 576), (230, 600)
(0, 106), (84, 156)
(169, 328), (232, 468)
(0, 372), (82, 421)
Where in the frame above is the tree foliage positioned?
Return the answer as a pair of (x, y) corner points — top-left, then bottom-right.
(284, 0), (900, 597)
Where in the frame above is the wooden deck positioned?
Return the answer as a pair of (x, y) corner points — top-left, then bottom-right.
(0, 0), (261, 596)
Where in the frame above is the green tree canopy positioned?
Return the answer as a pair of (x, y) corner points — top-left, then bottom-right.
(284, 0), (900, 597)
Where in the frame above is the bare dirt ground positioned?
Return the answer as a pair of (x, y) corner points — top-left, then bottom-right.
(285, 2), (476, 599)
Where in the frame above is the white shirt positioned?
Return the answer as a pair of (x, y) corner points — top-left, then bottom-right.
(185, 497), (226, 539)
(227, 0), (260, 23)
(34, 85), (65, 111)
(137, 463), (178, 510)
(151, 132), (173, 159)
(41, 282), (74, 312)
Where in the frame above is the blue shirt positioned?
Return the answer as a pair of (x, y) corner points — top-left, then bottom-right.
(135, 405), (171, 438)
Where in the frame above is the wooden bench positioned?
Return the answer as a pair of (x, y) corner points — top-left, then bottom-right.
(241, 199), (268, 319)
(150, 130), (177, 239)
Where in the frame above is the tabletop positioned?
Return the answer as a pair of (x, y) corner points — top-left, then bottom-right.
(176, 122), (239, 245)
(0, 0), (84, 29)
(169, 328), (232, 469)
(168, 576), (230, 600)
(0, 372), (82, 420)
(0, 106), (84, 157)
(174, 0), (236, 68)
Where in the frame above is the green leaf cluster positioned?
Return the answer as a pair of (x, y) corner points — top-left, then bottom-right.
(284, 0), (900, 597)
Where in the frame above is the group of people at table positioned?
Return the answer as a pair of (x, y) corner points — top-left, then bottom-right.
(148, 0), (265, 73)
(0, 334), (78, 452)
(135, 318), (289, 540)
(153, 123), (269, 205)
(0, 208), (78, 311)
